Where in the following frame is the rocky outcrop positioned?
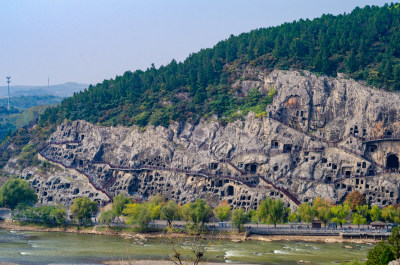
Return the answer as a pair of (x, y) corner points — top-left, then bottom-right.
(4, 70), (400, 208)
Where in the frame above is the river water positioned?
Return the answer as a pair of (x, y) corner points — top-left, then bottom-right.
(0, 229), (372, 264)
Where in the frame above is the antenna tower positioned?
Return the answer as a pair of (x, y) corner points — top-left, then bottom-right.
(6, 76), (11, 111)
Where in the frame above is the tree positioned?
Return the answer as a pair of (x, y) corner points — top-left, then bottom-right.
(180, 199), (212, 225)
(166, 224), (213, 265)
(317, 206), (332, 229)
(370, 205), (382, 222)
(248, 209), (261, 226)
(111, 193), (131, 223)
(298, 203), (316, 223)
(388, 227), (400, 259)
(70, 197), (98, 227)
(366, 241), (395, 265)
(99, 210), (115, 227)
(0, 178), (37, 209)
(395, 207), (400, 223)
(35, 205), (55, 223)
(123, 203), (152, 232)
(330, 204), (350, 228)
(50, 206), (67, 225)
(313, 197), (333, 209)
(214, 201), (231, 222)
(259, 198), (285, 228)
(288, 212), (300, 223)
(352, 213), (367, 228)
(160, 200), (179, 226)
(344, 190), (366, 211)
(231, 208), (248, 231)
(355, 205), (369, 219)
(382, 205), (396, 223)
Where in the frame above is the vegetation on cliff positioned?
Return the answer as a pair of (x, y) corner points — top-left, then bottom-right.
(38, 3), (400, 129)
(2, 3), (400, 172)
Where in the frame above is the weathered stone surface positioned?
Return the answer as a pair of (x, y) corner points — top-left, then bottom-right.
(4, 70), (400, 208)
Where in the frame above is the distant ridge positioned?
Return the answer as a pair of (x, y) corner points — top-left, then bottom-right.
(0, 82), (88, 98)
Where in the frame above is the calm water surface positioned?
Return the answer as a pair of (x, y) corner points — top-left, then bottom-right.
(0, 229), (371, 264)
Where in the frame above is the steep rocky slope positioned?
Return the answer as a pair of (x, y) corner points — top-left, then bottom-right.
(4, 70), (400, 209)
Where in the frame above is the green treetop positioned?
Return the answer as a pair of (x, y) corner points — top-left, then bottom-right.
(0, 178), (37, 209)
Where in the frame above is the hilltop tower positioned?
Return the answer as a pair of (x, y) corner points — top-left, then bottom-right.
(6, 76), (11, 110)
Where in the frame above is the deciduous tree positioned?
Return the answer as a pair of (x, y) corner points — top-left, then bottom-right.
(70, 197), (98, 227)
(0, 178), (37, 209)
(214, 201), (231, 222)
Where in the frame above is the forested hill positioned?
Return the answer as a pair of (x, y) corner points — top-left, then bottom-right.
(41, 3), (400, 129)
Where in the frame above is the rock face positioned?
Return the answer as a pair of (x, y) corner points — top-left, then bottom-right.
(5, 70), (400, 208)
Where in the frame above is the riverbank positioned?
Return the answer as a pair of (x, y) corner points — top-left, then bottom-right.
(0, 220), (380, 244)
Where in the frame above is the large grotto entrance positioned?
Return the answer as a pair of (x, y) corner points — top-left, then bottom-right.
(386, 154), (399, 170)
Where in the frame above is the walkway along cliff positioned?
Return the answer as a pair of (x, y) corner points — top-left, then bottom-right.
(3, 70), (400, 209)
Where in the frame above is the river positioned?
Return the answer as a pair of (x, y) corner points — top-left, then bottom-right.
(0, 229), (372, 264)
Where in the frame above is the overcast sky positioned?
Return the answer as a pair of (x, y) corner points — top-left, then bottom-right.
(0, 0), (390, 86)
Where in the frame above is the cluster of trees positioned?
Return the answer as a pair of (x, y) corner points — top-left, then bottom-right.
(103, 195), (291, 232)
(364, 227), (400, 265)
(11, 196), (98, 227)
(12, 204), (67, 225)
(291, 191), (400, 228)
(38, 3), (400, 130)
(2, 178), (399, 233)
(0, 178), (38, 209)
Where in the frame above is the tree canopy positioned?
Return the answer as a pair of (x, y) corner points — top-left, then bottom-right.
(70, 197), (98, 226)
(38, 3), (400, 130)
(0, 178), (37, 209)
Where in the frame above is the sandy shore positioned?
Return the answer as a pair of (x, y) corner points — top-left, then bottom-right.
(0, 220), (379, 244)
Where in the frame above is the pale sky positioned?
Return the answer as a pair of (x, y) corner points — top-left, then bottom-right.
(0, 0), (391, 86)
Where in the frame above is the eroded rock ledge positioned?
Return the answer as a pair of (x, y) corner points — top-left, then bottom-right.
(5, 70), (400, 208)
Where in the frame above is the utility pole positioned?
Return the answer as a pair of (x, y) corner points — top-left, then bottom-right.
(6, 76), (11, 111)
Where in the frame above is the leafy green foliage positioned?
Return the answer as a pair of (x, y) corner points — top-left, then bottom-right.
(99, 210), (115, 227)
(298, 203), (316, 223)
(366, 241), (395, 265)
(12, 204), (66, 225)
(111, 193), (131, 222)
(366, 227), (400, 265)
(0, 178), (37, 209)
(231, 208), (248, 231)
(160, 200), (180, 225)
(258, 198), (286, 228)
(213, 201), (231, 222)
(70, 197), (98, 226)
(39, 4), (400, 129)
(181, 198), (212, 225)
(352, 213), (367, 228)
(123, 203), (153, 232)
(330, 204), (350, 228)
(388, 227), (400, 260)
(382, 205), (396, 223)
(370, 205), (382, 222)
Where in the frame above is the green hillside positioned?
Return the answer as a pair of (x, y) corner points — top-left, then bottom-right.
(0, 96), (63, 141)
(39, 3), (400, 129)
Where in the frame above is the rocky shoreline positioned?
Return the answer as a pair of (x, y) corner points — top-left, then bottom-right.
(0, 220), (379, 245)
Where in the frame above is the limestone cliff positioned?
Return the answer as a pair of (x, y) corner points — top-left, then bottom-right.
(5, 70), (400, 209)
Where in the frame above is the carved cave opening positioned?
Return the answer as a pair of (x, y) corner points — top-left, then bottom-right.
(387, 154), (399, 170)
